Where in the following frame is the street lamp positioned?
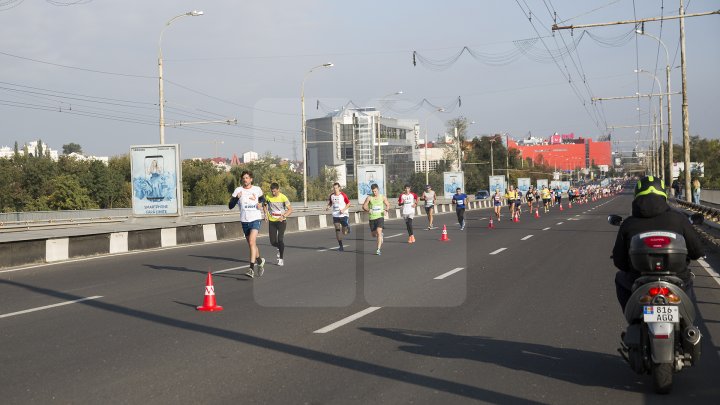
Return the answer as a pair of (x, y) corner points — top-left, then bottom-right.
(635, 69), (664, 180)
(488, 137), (496, 176)
(158, 10), (203, 145)
(301, 63), (334, 207)
(422, 107), (445, 185)
(637, 29), (673, 185)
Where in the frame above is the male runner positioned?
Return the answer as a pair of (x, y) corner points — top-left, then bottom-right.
(264, 183), (293, 266)
(326, 182), (351, 252)
(398, 184), (418, 243)
(229, 170), (266, 278)
(421, 185), (436, 230)
(541, 185), (551, 213)
(452, 187), (468, 230)
(526, 186), (535, 213)
(362, 184), (390, 255)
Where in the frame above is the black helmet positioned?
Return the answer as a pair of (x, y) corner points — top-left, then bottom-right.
(634, 176), (667, 199)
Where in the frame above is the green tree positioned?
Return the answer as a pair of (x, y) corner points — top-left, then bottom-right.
(62, 143), (83, 155)
(47, 175), (98, 210)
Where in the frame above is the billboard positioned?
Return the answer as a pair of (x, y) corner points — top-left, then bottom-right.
(489, 175), (506, 195)
(357, 164), (386, 205)
(443, 172), (465, 199)
(517, 178), (531, 192)
(536, 179), (549, 191)
(130, 144), (182, 216)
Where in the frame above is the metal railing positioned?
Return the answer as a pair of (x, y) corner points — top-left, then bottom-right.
(673, 198), (720, 225)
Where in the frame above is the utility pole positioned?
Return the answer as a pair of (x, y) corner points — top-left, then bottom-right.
(680, 0), (692, 202)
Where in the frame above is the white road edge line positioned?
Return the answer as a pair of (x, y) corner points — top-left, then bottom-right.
(434, 267), (465, 280)
(0, 296), (103, 319)
(313, 306), (382, 334)
(521, 235), (533, 241)
(489, 248), (507, 255)
(697, 257), (720, 288)
(212, 265), (250, 274)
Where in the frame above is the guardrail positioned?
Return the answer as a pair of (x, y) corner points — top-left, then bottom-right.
(673, 198), (720, 224)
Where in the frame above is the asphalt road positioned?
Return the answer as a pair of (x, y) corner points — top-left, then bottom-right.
(1, 192), (719, 404)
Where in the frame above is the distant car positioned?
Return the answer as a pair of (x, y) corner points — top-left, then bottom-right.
(475, 190), (490, 200)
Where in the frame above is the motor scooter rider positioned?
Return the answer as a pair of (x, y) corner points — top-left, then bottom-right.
(612, 175), (704, 311)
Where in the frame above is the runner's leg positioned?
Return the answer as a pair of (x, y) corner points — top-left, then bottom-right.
(277, 221), (286, 259)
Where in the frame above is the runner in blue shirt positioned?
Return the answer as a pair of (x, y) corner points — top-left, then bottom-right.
(451, 188), (468, 230)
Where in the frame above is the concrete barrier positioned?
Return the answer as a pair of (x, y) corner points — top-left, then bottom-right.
(0, 201), (492, 269)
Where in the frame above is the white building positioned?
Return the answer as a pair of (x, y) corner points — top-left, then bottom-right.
(413, 145), (446, 173)
(243, 151), (259, 163)
(0, 141), (60, 161)
(66, 152), (109, 165)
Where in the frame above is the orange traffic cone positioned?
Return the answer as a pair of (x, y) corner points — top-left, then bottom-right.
(535, 209), (540, 219)
(440, 224), (450, 241)
(488, 218), (495, 229)
(559, 203), (564, 211)
(568, 201), (572, 208)
(197, 272), (223, 312)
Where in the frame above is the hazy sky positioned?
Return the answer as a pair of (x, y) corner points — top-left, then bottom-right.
(1, 0), (718, 160)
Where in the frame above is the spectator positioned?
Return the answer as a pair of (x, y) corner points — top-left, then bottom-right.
(692, 178), (701, 204)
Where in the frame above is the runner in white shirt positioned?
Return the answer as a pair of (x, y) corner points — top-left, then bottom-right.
(325, 182), (351, 252)
(421, 185), (437, 230)
(229, 170), (266, 278)
(397, 184), (419, 244)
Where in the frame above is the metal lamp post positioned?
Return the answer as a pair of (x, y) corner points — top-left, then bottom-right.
(635, 69), (664, 180)
(158, 10), (203, 145)
(301, 63), (333, 207)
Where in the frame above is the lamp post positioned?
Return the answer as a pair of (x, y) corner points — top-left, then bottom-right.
(488, 136), (496, 176)
(422, 107), (445, 185)
(301, 63), (334, 207)
(637, 29), (673, 185)
(635, 69), (665, 181)
(158, 10), (203, 145)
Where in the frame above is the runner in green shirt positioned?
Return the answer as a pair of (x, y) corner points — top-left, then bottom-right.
(362, 183), (390, 255)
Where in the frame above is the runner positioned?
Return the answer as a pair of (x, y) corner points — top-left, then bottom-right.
(515, 189), (523, 219)
(525, 185), (535, 213)
(492, 189), (503, 221)
(264, 183), (293, 266)
(326, 182), (351, 252)
(397, 184), (418, 243)
(451, 187), (468, 230)
(541, 185), (551, 213)
(229, 170), (266, 278)
(505, 185), (518, 221)
(421, 184), (436, 230)
(362, 184), (390, 255)
(555, 187), (562, 207)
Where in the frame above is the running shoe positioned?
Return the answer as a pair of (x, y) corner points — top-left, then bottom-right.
(408, 236), (413, 244)
(258, 258), (266, 276)
(277, 258), (284, 266)
(460, 226), (465, 231)
(376, 249), (381, 256)
(338, 245), (344, 252)
(342, 226), (350, 235)
(245, 269), (255, 278)
(410, 235), (415, 243)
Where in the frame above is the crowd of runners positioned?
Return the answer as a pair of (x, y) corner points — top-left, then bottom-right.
(229, 169), (622, 277)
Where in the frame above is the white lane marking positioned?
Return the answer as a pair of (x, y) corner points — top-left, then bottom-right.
(521, 235), (534, 241)
(556, 222), (564, 225)
(313, 307), (382, 334)
(0, 296), (103, 319)
(212, 265), (250, 274)
(521, 350), (562, 360)
(434, 267), (465, 280)
(489, 248), (507, 255)
(542, 227), (551, 231)
(697, 258), (720, 287)
(575, 214), (581, 217)
(317, 245), (351, 252)
(385, 233), (403, 239)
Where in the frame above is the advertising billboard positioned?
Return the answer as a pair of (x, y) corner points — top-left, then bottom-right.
(489, 175), (506, 196)
(130, 144), (182, 216)
(536, 179), (549, 191)
(443, 171), (465, 199)
(517, 178), (531, 193)
(357, 164), (386, 205)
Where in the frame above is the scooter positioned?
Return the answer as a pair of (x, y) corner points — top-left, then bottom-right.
(608, 213), (704, 394)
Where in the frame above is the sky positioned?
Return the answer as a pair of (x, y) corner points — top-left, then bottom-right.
(1, 0), (718, 160)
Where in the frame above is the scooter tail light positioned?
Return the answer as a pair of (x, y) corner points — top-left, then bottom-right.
(648, 286), (670, 297)
(667, 294), (681, 304)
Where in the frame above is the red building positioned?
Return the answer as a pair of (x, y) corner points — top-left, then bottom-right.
(508, 133), (611, 170)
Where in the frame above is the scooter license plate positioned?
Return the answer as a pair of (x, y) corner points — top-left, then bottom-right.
(643, 306), (679, 323)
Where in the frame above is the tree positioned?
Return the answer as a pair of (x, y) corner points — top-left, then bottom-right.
(62, 143), (83, 155)
(47, 175), (98, 210)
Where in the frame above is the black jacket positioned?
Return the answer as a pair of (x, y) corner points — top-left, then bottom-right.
(612, 194), (704, 281)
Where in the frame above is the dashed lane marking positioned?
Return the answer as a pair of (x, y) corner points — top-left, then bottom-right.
(0, 296), (103, 319)
(521, 235), (534, 241)
(317, 245), (351, 252)
(556, 222), (564, 225)
(489, 248), (507, 255)
(542, 227), (551, 231)
(313, 307), (382, 334)
(385, 233), (403, 239)
(212, 265), (249, 274)
(434, 267), (465, 280)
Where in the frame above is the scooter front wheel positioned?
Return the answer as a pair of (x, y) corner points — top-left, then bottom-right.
(651, 362), (673, 394)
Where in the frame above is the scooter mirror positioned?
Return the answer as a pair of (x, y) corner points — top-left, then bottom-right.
(607, 214), (623, 226)
(689, 213), (704, 225)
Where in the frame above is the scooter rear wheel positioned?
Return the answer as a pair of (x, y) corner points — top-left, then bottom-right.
(651, 362), (673, 394)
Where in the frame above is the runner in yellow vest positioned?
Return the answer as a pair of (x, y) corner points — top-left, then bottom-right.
(362, 183), (390, 255)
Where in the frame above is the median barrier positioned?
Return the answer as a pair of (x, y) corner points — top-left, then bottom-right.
(0, 200), (495, 269)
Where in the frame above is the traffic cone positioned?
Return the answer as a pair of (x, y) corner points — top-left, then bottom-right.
(568, 201), (572, 208)
(440, 224), (450, 241)
(197, 272), (223, 312)
(488, 218), (495, 229)
(535, 209), (540, 219)
(559, 203), (563, 211)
